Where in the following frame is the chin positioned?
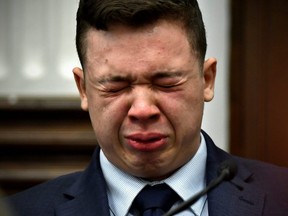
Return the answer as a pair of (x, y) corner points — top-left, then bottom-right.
(131, 164), (176, 181)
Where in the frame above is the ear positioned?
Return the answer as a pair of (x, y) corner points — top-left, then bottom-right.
(203, 58), (217, 102)
(73, 67), (89, 111)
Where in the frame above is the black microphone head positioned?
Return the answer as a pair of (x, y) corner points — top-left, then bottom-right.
(217, 160), (238, 181)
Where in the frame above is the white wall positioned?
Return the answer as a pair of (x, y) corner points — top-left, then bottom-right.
(0, 0), (80, 97)
(0, 0), (230, 151)
(199, 0), (230, 151)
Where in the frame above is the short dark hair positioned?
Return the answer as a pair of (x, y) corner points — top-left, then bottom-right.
(76, 0), (207, 68)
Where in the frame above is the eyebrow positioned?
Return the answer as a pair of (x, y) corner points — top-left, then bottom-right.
(98, 71), (183, 84)
(98, 75), (130, 84)
(152, 71), (183, 79)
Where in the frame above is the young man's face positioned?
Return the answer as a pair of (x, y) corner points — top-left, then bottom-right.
(73, 19), (216, 180)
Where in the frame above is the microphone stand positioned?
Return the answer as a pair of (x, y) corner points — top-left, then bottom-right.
(163, 161), (236, 216)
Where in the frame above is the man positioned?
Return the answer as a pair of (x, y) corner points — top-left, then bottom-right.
(5, 0), (288, 215)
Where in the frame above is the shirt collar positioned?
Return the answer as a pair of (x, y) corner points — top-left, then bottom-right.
(100, 152), (146, 216)
(100, 133), (207, 216)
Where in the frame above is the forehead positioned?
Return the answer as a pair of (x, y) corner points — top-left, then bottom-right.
(84, 19), (197, 73)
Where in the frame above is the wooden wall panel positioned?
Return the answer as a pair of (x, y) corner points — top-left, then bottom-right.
(230, 0), (288, 167)
(0, 98), (97, 195)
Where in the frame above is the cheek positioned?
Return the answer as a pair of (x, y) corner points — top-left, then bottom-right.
(87, 94), (129, 137)
(159, 88), (204, 133)
(161, 87), (203, 114)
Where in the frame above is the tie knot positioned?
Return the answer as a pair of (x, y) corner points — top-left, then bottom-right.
(132, 183), (180, 215)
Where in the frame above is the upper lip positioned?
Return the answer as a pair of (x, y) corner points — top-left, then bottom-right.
(125, 133), (167, 141)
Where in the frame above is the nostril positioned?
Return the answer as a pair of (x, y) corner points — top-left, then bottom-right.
(149, 113), (160, 121)
(129, 113), (159, 122)
(129, 115), (138, 122)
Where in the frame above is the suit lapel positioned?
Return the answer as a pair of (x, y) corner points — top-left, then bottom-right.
(207, 178), (265, 216)
(55, 193), (109, 216)
(203, 131), (265, 216)
(55, 147), (110, 216)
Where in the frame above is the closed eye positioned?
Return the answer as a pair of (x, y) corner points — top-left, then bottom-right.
(152, 71), (184, 90)
(157, 83), (179, 88)
(98, 75), (131, 93)
(103, 82), (130, 93)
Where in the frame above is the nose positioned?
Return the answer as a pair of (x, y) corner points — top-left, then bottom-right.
(127, 86), (160, 124)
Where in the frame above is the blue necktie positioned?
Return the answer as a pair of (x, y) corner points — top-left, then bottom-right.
(132, 183), (180, 216)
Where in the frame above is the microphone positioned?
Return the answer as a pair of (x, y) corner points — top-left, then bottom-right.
(163, 160), (238, 216)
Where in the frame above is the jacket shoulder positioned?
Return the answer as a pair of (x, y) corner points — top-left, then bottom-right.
(5, 172), (82, 216)
(235, 156), (288, 187)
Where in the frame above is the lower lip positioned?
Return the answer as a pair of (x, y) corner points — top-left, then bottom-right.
(126, 137), (167, 152)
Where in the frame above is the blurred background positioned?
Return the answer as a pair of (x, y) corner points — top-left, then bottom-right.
(0, 0), (288, 196)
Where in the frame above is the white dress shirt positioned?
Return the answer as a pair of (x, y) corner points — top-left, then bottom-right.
(100, 133), (208, 216)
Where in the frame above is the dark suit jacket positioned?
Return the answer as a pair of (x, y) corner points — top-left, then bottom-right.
(5, 131), (288, 216)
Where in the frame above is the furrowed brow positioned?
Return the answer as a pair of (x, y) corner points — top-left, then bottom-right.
(98, 75), (130, 84)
